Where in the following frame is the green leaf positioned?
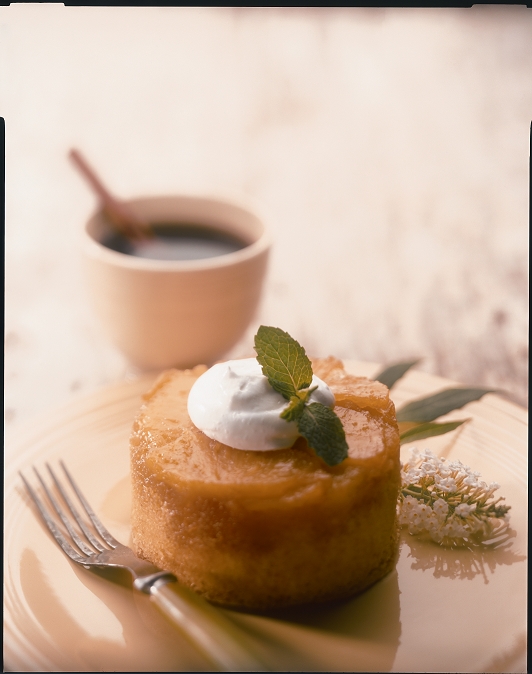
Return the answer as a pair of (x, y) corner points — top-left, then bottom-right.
(254, 326), (349, 465)
(280, 387), (316, 421)
(374, 359), (421, 389)
(297, 403), (348, 466)
(254, 326), (313, 400)
(399, 420), (467, 444)
(280, 395), (306, 422)
(396, 387), (495, 423)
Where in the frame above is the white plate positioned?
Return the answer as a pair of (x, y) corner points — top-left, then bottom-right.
(4, 362), (527, 672)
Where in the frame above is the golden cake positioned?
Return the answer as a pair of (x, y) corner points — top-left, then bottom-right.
(130, 356), (400, 609)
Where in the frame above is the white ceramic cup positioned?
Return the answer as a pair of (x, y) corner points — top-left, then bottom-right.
(83, 195), (271, 370)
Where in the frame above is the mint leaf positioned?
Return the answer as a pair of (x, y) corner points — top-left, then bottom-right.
(374, 359), (421, 390)
(297, 403), (348, 466)
(254, 326), (313, 400)
(396, 387), (495, 423)
(280, 395), (306, 422)
(254, 325), (348, 465)
(399, 420), (467, 444)
(280, 387), (316, 422)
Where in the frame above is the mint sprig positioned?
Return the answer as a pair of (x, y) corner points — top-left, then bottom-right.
(254, 326), (348, 466)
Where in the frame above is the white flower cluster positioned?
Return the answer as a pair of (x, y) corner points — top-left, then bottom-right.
(398, 448), (510, 546)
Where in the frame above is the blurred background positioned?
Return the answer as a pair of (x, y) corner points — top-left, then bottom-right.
(3, 5), (530, 437)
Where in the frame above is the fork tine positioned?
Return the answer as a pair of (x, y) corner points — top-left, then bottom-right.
(59, 460), (119, 548)
(34, 466), (97, 557)
(20, 470), (88, 565)
(46, 463), (108, 552)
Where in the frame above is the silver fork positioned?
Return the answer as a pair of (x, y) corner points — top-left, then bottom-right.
(20, 462), (268, 672)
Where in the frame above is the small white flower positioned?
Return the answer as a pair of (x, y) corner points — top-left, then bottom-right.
(417, 503), (432, 523)
(463, 475), (479, 487)
(447, 460), (466, 472)
(402, 468), (422, 485)
(445, 518), (470, 537)
(432, 498), (449, 518)
(424, 511), (442, 535)
(455, 502), (477, 518)
(434, 474), (457, 492)
(419, 461), (437, 477)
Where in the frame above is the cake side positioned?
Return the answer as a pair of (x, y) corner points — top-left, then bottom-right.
(130, 358), (400, 609)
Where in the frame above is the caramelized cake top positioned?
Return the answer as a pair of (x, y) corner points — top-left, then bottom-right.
(131, 358), (400, 505)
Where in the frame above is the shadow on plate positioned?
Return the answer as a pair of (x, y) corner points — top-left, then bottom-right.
(239, 568), (401, 641)
(400, 528), (526, 584)
(18, 548), (211, 671)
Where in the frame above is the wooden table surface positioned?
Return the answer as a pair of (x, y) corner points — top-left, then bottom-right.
(4, 5), (530, 452)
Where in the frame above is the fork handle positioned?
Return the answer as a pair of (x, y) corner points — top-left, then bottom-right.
(150, 579), (269, 672)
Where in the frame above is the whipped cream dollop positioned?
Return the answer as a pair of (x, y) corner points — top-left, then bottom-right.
(187, 358), (335, 451)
